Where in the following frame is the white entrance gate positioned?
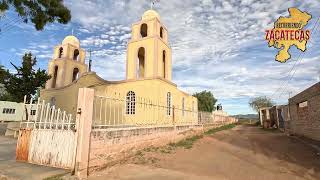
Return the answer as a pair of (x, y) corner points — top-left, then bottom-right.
(17, 97), (77, 169)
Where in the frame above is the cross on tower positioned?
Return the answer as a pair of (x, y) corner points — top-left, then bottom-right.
(150, 0), (160, 9)
(88, 49), (92, 72)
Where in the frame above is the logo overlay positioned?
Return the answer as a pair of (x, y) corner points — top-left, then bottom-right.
(265, 8), (312, 63)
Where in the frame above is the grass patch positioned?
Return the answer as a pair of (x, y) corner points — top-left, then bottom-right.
(169, 134), (204, 149)
(204, 124), (236, 135)
(135, 150), (144, 156)
(168, 124), (236, 149)
(140, 124), (237, 155)
(43, 173), (67, 180)
(143, 146), (159, 152)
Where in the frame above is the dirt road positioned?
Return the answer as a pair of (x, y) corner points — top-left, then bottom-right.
(90, 125), (320, 180)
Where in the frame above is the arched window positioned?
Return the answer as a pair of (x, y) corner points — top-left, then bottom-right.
(52, 66), (58, 88)
(182, 97), (185, 116)
(73, 49), (79, 61)
(72, 68), (79, 82)
(140, 23), (148, 38)
(137, 47), (145, 78)
(126, 91), (136, 114)
(58, 47), (63, 58)
(162, 50), (166, 78)
(160, 27), (164, 38)
(167, 92), (171, 116)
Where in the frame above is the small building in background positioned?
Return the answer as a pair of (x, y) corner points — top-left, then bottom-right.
(0, 101), (24, 122)
(0, 101), (37, 137)
(259, 107), (271, 128)
(259, 105), (290, 130)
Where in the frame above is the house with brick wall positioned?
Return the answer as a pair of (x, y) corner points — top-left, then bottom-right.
(288, 82), (320, 141)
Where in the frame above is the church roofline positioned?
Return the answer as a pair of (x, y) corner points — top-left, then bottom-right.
(42, 71), (178, 91)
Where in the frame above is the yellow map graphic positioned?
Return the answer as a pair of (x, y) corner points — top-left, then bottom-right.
(268, 8), (311, 62)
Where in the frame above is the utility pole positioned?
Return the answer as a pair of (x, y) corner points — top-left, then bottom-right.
(88, 49), (92, 72)
(288, 91), (292, 122)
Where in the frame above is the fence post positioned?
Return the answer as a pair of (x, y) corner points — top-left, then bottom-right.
(172, 105), (176, 130)
(75, 88), (94, 178)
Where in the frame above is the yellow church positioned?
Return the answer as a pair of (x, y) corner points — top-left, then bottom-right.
(40, 10), (198, 126)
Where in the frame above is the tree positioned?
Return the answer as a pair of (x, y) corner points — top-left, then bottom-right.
(0, 65), (9, 82)
(1, 52), (50, 102)
(0, 65), (9, 97)
(0, 0), (71, 30)
(249, 96), (274, 113)
(193, 90), (217, 112)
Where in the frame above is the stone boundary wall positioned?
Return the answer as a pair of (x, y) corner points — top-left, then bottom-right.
(198, 111), (237, 124)
(88, 119), (236, 172)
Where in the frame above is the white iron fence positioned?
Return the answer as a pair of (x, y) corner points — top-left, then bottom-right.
(92, 95), (198, 129)
(20, 96), (75, 130)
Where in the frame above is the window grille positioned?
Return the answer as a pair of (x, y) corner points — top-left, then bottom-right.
(126, 91), (136, 114)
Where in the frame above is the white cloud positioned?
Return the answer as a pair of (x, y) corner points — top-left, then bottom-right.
(3, 0), (319, 115)
(60, 0), (320, 114)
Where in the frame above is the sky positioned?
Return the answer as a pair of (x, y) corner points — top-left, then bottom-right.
(0, 0), (320, 115)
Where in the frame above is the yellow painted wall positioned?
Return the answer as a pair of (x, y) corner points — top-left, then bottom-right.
(41, 72), (104, 117)
(40, 73), (197, 126)
(126, 14), (172, 81)
(46, 36), (87, 89)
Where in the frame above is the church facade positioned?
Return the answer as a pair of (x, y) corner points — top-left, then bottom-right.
(40, 10), (198, 125)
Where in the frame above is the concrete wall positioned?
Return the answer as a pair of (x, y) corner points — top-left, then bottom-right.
(289, 82), (320, 141)
(198, 111), (237, 125)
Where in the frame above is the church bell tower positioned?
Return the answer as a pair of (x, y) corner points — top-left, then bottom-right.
(45, 35), (88, 89)
(126, 10), (172, 82)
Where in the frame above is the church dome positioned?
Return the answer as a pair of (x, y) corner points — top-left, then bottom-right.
(142, 10), (160, 20)
(62, 35), (80, 47)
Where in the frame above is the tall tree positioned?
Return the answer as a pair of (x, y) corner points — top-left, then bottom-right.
(193, 90), (217, 112)
(0, 0), (71, 30)
(0, 65), (9, 97)
(1, 52), (50, 102)
(249, 96), (274, 113)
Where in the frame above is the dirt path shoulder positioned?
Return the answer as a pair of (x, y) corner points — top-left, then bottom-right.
(89, 125), (320, 180)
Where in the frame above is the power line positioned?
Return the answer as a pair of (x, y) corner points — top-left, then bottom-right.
(270, 16), (320, 100)
(0, 17), (23, 37)
(278, 17), (320, 96)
